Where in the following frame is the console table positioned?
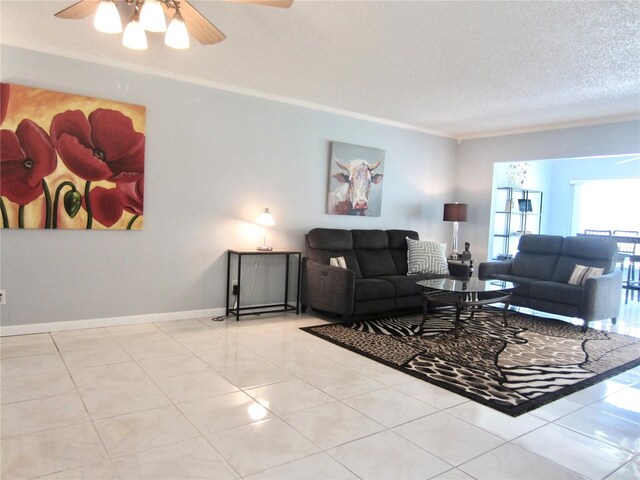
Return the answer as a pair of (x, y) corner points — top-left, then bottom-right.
(225, 249), (301, 321)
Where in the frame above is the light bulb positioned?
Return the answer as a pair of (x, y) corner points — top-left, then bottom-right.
(165, 13), (190, 49)
(94, 0), (122, 34)
(140, 0), (166, 32)
(122, 19), (148, 50)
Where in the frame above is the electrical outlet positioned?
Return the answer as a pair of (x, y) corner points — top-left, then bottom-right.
(0, 289), (5, 305)
(232, 284), (239, 296)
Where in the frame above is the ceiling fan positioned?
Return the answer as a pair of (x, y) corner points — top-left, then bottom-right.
(54, 0), (293, 49)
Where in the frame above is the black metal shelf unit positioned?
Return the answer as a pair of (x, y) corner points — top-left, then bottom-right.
(492, 188), (543, 260)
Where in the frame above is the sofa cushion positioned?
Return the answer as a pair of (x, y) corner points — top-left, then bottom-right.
(511, 252), (559, 280)
(307, 228), (353, 250)
(353, 230), (398, 278)
(510, 234), (563, 280)
(352, 230), (389, 249)
(388, 230), (419, 275)
(354, 278), (396, 301)
(529, 281), (582, 307)
(518, 234), (564, 254)
(406, 238), (449, 275)
(377, 275), (424, 297)
(551, 236), (618, 282)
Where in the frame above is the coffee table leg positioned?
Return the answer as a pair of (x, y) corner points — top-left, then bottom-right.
(419, 294), (428, 333)
(502, 301), (510, 327)
(454, 307), (461, 338)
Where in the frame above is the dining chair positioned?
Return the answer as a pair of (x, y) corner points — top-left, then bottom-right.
(613, 230), (639, 303)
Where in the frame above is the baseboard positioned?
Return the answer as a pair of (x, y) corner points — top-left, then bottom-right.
(0, 308), (227, 336)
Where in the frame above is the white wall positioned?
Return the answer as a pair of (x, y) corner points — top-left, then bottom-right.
(0, 45), (458, 328)
(456, 121), (640, 262)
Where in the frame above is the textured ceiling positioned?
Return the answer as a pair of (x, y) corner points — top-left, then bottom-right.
(1, 0), (639, 139)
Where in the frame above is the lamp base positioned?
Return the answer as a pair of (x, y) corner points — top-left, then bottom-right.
(257, 246), (273, 251)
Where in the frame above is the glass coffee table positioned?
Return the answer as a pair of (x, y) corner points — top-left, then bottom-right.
(416, 278), (517, 338)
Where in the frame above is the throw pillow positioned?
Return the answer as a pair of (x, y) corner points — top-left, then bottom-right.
(330, 256), (347, 268)
(568, 264), (604, 286)
(406, 237), (450, 275)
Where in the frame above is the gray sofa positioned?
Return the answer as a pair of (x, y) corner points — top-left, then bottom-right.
(479, 234), (622, 331)
(301, 228), (469, 324)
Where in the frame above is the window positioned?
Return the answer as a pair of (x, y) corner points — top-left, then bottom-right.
(570, 178), (640, 235)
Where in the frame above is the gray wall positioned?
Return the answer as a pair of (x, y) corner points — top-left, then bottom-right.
(457, 121), (640, 262)
(0, 45), (458, 328)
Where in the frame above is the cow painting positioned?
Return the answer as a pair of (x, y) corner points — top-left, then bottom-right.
(327, 142), (385, 216)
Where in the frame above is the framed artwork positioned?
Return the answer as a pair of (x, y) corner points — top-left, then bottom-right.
(0, 83), (145, 230)
(327, 141), (385, 216)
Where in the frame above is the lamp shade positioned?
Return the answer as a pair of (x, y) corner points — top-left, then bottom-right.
(256, 208), (275, 226)
(443, 203), (468, 222)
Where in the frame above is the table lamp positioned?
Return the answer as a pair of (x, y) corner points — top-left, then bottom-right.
(256, 208), (275, 251)
(443, 203), (468, 259)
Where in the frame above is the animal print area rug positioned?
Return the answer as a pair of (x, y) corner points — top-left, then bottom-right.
(300, 309), (640, 416)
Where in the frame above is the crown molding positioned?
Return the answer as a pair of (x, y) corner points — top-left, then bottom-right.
(1, 41), (454, 139)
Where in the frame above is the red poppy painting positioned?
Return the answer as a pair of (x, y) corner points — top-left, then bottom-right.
(0, 83), (145, 230)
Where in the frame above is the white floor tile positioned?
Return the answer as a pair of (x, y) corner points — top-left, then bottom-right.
(1, 353), (76, 404)
(590, 386), (640, 426)
(36, 461), (119, 480)
(245, 379), (335, 415)
(513, 423), (633, 479)
(282, 401), (385, 450)
(351, 361), (415, 386)
(392, 411), (504, 466)
(111, 437), (237, 480)
(393, 379), (469, 410)
(0, 422), (108, 479)
(0, 333), (57, 358)
(69, 361), (149, 392)
(136, 352), (210, 379)
(244, 452), (357, 480)
(607, 456), (640, 480)
(217, 360), (296, 389)
(459, 443), (584, 479)
(154, 369), (239, 404)
(93, 406), (200, 457)
(1, 392), (88, 439)
(529, 397), (583, 422)
(206, 418), (320, 477)
(79, 378), (170, 419)
(302, 367), (386, 399)
(446, 401), (547, 440)
(342, 387), (438, 427)
(328, 430), (451, 479)
(557, 406), (640, 453)
(178, 391), (272, 434)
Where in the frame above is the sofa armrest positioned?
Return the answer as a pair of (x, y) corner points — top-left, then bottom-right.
(581, 269), (622, 321)
(301, 258), (356, 316)
(478, 260), (513, 279)
(447, 261), (470, 278)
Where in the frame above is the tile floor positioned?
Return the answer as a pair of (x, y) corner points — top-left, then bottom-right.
(1, 299), (639, 480)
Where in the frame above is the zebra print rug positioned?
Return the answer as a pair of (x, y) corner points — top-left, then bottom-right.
(300, 309), (640, 416)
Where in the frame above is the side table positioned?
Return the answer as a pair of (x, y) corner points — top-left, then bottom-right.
(225, 249), (302, 321)
(447, 258), (475, 276)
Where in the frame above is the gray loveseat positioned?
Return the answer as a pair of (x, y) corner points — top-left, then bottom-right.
(479, 234), (622, 331)
(301, 228), (469, 324)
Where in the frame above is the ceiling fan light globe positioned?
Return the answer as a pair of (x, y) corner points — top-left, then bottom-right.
(165, 16), (190, 49)
(94, 0), (122, 34)
(122, 20), (148, 50)
(140, 0), (167, 32)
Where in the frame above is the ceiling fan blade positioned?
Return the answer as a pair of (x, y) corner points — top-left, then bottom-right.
(176, 1), (226, 45)
(229, 0), (293, 7)
(54, 0), (100, 19)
